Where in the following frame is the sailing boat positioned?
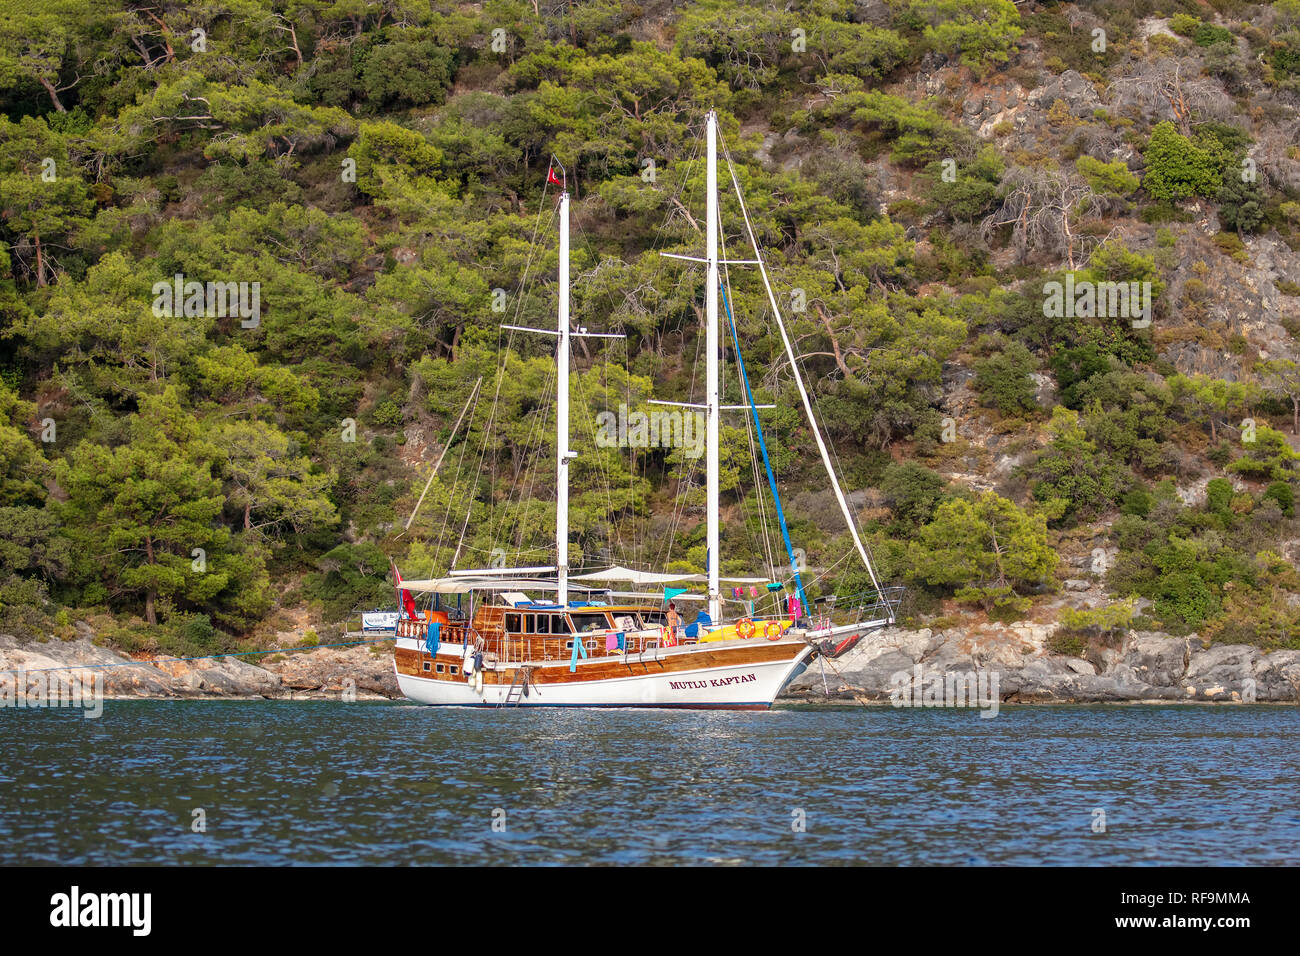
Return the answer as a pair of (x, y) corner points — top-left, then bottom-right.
(391, 112), (903, 708)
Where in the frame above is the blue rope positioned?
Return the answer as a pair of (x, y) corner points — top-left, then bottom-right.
(720, 281), (809, 618)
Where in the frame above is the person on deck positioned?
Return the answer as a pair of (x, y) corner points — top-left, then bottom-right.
(665, 601), (682, 637)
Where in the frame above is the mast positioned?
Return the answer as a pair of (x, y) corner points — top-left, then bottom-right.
(557, 190), (571, 607)
(705, 111), (721, 623)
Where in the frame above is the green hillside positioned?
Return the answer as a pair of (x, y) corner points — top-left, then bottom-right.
(3, 0), (1300, 656)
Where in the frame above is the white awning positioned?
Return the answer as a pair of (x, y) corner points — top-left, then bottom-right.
(399, 566), (773, 594)
(397, 576), (607, 594)
(569, 565), (703, 585)
(569, 565), (771, 585)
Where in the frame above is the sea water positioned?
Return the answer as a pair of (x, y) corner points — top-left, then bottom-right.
(1, 701), (1297, 865)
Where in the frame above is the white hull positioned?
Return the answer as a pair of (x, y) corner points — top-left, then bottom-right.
(394, 637), (815, 709)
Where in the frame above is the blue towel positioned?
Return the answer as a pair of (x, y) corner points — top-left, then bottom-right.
(425, 621), (441, 657)
(569, 635), (588, 672)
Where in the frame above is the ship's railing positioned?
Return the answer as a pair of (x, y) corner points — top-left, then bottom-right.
(399, 613), (824, 668)
(811, 587), (905, 628)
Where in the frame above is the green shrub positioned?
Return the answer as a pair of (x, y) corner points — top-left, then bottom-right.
(973, 339), (1039, 416)
(1142, 122), (1219, 201)
(1206, 477), (1234, 516)
(1263, 480), (1296, 517)
(1076, 155), (1139, 198)
(1026, 406), (1126, 524)
(879, 462), (949, 534)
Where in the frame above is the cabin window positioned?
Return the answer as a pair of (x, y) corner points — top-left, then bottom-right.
(525, 614), (536, 633)
(505, 613), (521, 633)
(534, 615), (550, 634)
(450, 665), (459, 676)
(422, 662), (431, 672)
(553, 615), (572, 634)
(436, 663), (445, 674)
(571, 613), (610, 633)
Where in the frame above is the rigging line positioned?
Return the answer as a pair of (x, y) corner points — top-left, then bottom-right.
(627, 336), (640, 571)
(511, 183), (557, 329)
(720, 275), (809, 616)
(485, 203), (555, 553)
(632, 124), (706, 575)
(572, 358), (624, 563)
(429, 371), (483, 576)
(718, 134), (884, 596)
(458, 542), (550, 555)
(488, 346), (554, 550)
(402, 376), (482, 534)
(509, 361), (557, 555)
(564, 210), (639, 568)
(720, 239), (778, 581)
(608, 337), (628, 565)
(454, 325), (516, 572)
(805, 370), (886, 585)
(655, 283), (706, 575)
(721, 268), (769, 575)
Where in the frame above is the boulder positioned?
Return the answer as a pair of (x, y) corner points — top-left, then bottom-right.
(1122, 632), (1190, 687)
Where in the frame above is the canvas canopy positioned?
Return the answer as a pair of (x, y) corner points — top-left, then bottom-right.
(398, 566), (771, 594)
(569, 565), (769, 585)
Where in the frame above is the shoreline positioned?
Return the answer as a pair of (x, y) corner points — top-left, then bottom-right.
(4, 621), (1298, 706)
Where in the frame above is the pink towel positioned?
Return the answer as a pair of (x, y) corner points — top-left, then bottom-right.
(605, 633), (619, 651)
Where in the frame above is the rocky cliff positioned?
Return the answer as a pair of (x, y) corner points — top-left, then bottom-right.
(783, 622), (1300, 704)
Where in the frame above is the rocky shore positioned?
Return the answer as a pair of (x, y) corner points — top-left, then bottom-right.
(0, 627), (402, 700)
(782, 623), (1300, 704)
(4, 621), (1298, 705)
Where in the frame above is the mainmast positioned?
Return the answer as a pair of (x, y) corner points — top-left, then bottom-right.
(705, 111), (721, 624)
(557, 189), (572, 607)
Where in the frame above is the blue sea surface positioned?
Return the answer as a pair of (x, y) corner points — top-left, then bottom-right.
(1, 701), (1297, 865)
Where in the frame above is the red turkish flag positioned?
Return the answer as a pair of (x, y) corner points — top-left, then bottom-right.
(392, 561), (418, 620)
(547, 165), (562, 186)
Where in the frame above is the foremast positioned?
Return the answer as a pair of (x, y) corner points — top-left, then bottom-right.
(705, 111), (722, 624)
(557, 189), (572, 607)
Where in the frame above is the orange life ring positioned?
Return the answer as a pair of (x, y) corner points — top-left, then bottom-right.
(765, 620), (784, 640)
(735, 618), (755, 640)
(661, 625), (677, 648)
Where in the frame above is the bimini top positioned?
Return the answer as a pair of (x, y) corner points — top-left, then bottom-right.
(570, 565), (770, 585)
(396, 576), (593, 595)
(397, 565), (772, 594)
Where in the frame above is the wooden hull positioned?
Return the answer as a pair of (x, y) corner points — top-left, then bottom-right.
(393, 635), (815, 709)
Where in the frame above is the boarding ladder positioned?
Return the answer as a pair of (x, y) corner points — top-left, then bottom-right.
(500, 667), (532, 708)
